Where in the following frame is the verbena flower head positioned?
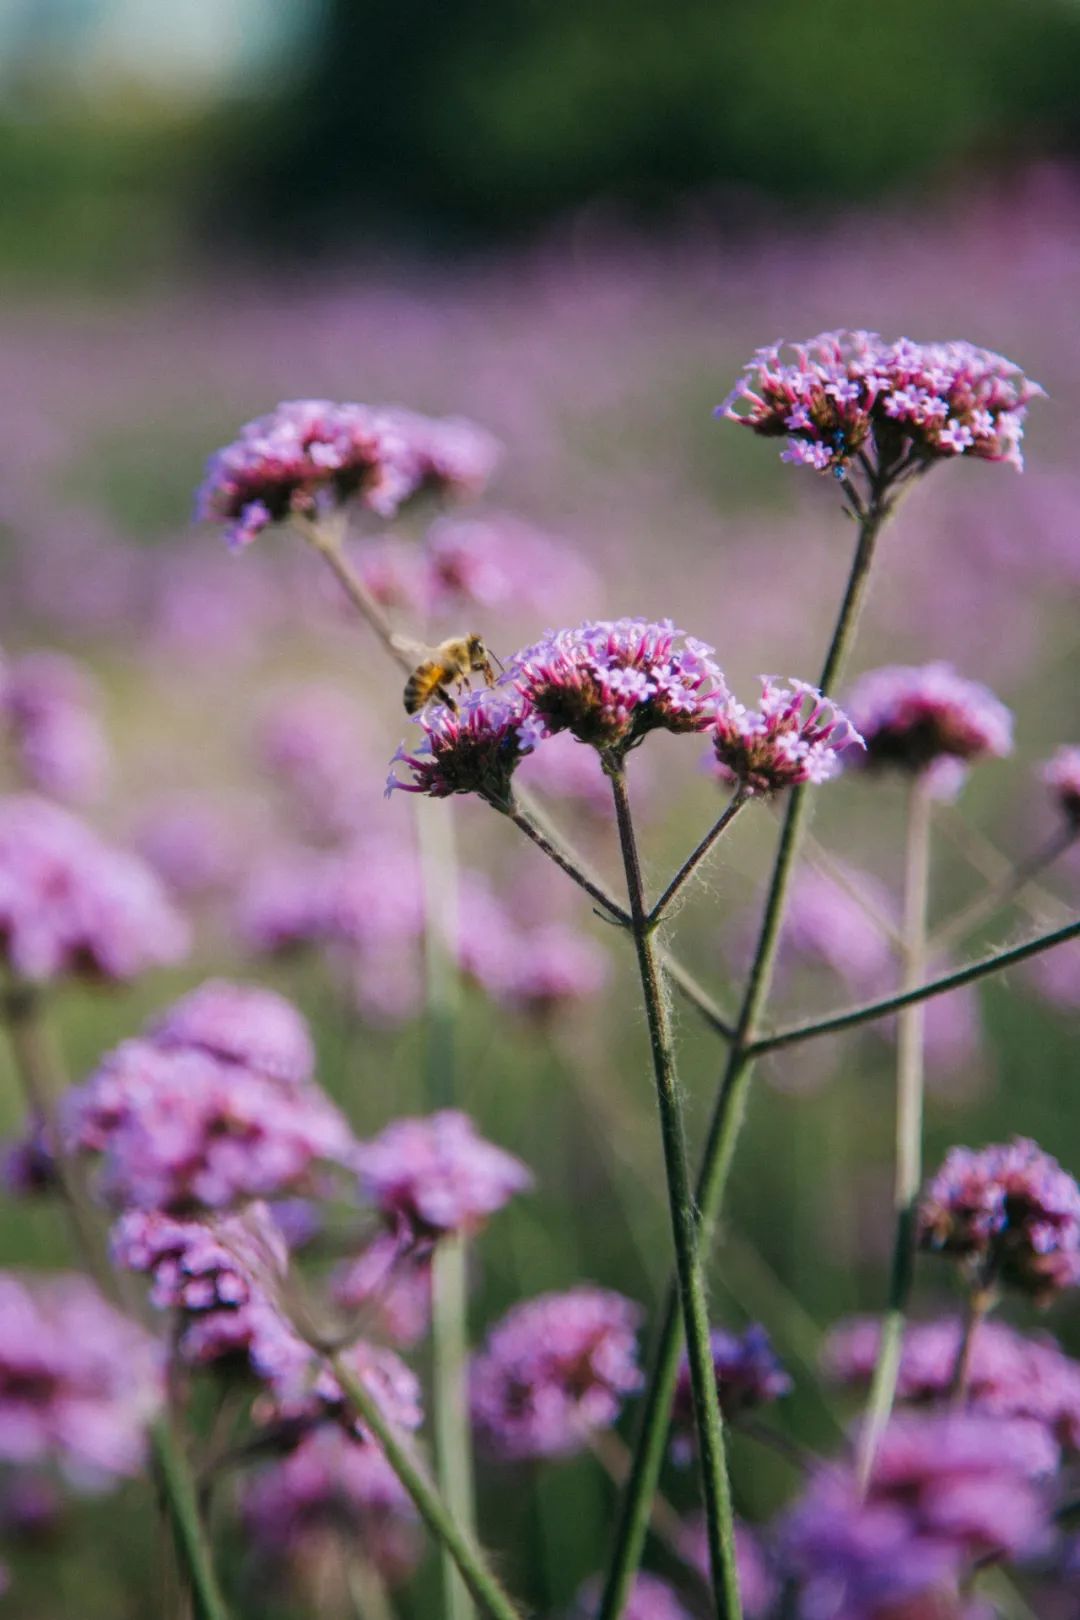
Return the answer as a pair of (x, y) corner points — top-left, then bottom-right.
(354, 1109), (531, 1243)
(712, 677), (862, 795)
(0, 651), (109, 805)
(111, 1203), (287, 1368)
(0, 1271), (162, 1489)
(148, 980), (316, 1087)
(720, 331), (1042, 480)
(0, 796), (189, 984)
(509, 618), (724, 759)
(470, 1286), (643, 1460)
(918, 1137), (1080, 1303)
(1042, 745), (1080, 827)
(845, 663), (1013, 789)
(824, 1315), (1080, 1453)
(197, 399), (499, 550)
(671, 1325), (791, 1462)
(386, 687), (542, 809)
(240, 1427), (422, 1587)
(251, 1315), (423, 1444)
(66, 1039), (353, 1215)
(780, 1413), (1053, 1619)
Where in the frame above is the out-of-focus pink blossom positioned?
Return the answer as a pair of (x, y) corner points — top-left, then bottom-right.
(423, 513), (597, 618)
(845, 662), (1013, 792)
(331, 1229), (434, 1346)
(133, 795), (247, 900)
(256, 683), (370, 841)
(681, 1519), (778, 1620)
(671, 1325), (791, 1463)
(471, 1286), (643, 1460)
(148, 979), (316, 1087)
(251, 1313), (423, 1444)
(575, 1572), (693, 1620)
(354, 1109), (531, 1242)
(0, 796), (189, 984)
(1042, 745), (1080, 827)
(0, 651), (109, 804)
(0, 1271), (162, 1489)
(712, 678), (862, 795)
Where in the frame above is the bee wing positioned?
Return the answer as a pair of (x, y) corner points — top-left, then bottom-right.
(390, 633), (433, 662)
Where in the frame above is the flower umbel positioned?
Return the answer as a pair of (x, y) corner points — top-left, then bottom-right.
(386, 687), (540, 808)
(720, 331), (1042, 481)
(845, 661), (1013, 791)
(712, 677), (862, 795)
(918, 1136), (1080, 1303)
(354, 1109), (532, 1243)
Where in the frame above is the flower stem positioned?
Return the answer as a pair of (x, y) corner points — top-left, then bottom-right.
(327, 1351), (522, 1620)
(855, 776), (932, 1491)
(608, 763), (742, 1620)
(297, 513), (412, 670)
(598, 486), (890, 1620)
(432, 1233), (478, 1620)
(747, 913), (1080, 1057)
(948, 1288), (994, 1408)
(0, 984), (232, 1620)
(646, 789), (749, 929)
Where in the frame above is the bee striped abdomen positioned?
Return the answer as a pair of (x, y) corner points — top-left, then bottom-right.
(404, 662), (452, 714)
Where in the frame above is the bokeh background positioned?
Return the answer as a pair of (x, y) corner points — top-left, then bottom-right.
(3, 2), (1080, 1615)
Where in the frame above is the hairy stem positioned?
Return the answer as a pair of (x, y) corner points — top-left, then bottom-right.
(598, 484), (890, 1620)
(855, 776), (932, 1490)
(432, 1234), (478, 1620)
(608, 764), (742, 1620)
(647, 789), (750, 929)
(328, 1351), (522, 1620)
(298, 513), (411, 670)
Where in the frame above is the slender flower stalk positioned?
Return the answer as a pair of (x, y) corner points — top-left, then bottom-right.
(432, 1233), (478, 1620)
(746, 912), (1080, 1057)
(948, 1287), (996, 1408)
(0, 985), (232, 1620)
(607, 761), (742, 1620)
(293, 512), (413, 670)
(327, 1349), (523, 1620)
(854, 776), (933, 1490)
(598, 475), (893, 1620)
(646, 788), (750, 929)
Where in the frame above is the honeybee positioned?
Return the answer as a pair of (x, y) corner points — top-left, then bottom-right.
(401, 634), (499, 715)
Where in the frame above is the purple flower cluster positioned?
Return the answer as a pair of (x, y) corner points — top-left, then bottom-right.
(671, 1325), (791, 1462)
(681, 1519), (777, 1619)
(0, 651), (109, 804)
(197, 399), (499, 549)
(386, 687), (542, 808)
(781, 1413), (1053, 1618)
(111, 1203), (287, 1368)
(354, 1109), (532, 1242)
(470, 1286), (643, 1459)
(1042, 744), (1080, 827)
(720, 331), (1042, 477)
(575, 1572), (693, 1620)
(0, 796), (189, 983)
(824, 1315), (1080, 1453)
(240, 1426), (421, 1586)
(712, 678), (862, 796)
(845, 662), (1013, 791)
(251, 1323), (423, 1445)
(0, 1271), (162, 1489)
(256, 682), (371, 841)
(147, 978), (316, 1087)
(918, 1137), (1080, 1302)
(510, 618), (724, 758)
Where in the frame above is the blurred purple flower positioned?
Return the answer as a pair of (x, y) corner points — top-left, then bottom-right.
(240, 1426), (422, 1586)
(681, 1518), (778, 1619)
(509, 618), (723, 758)
(111, 1202), (287, 1368)
(354, 1109), (531, 1242)
(251, 1314), (423, 1444)
(423, 512), (597, 617)
(575, 1572), (693, 1620)
(0, 796), (189, 984)
(0, 651), (109, 804)
(387, 687), (541, 807)
(780, 867), (896, 994)
(148, 979), (316, 1088)
(671, 1325), (791, 1464)
(845, 662), (1013, 790)
(353, 536), (433, 616)
(1, 1113), (57, 1199)
(824, 1314), (1080, 1452)
(133, 795), (247, 900)
(712, 677), (862, 796)
(918, 1136), (1080, 1303)
(331, 1229), (434, 1347)
(720, 332), (1041, 477)
(1042, 745), (1080, 828)
(197, 399), (499, 550)
(0, 1271), (162, 1489)
(470, 1286), (643, 1460)
(256, 682), (370, 841)
(513, 728), (620, 817)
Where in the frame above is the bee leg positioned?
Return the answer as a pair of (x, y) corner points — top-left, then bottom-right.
(436, 684), (459, 713)
(482, 663), (496, 688)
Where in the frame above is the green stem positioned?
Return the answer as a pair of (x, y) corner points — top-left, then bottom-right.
(328, 1352), (522, 1620)
(508, 801), (631, 925)
(598, 485), (890, 1620)
(646, 789), (749, 929)
(608, 763), (742, 1620)
(748, 912), (1080, 1057)
(432, 1234), (478, 1620)
(855, 776), (932, 1490)
(150, 1421), (233, 1620)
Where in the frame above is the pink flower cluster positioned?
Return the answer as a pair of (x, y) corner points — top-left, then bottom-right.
(251, 1324), (423, 1445)
(0, 1271), (162, 1489)
(918, 1137), (1080, 1302)
(111, 1203), (288, 1368)
(720, 331), (1042, 477)
(387, 687), (543, 808)
(256, 682), (371, 841)
(0, 796), (189, 983)
(353, 1109), (532, 1242)
(0, 651), (109, 804)
(845, 662), (1013, 791)
(148, 978), (316, 1087)
(824, 1315), (1080, 1454)
(1043, 744), (1080, 826)
(470, 1286), (643, 1459)
(712, 678), (862, 795)
(197, 399), (499, 550)
(781, 1413), (1053, 1617)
